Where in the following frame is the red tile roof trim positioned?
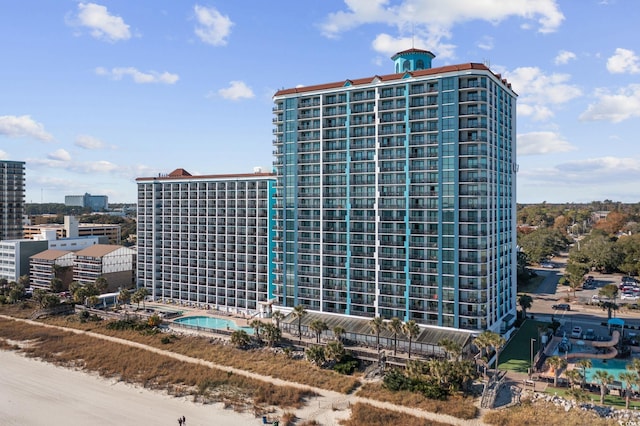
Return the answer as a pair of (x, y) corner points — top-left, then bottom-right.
(137, 172), (276, 182)
(274, 63), (515, 96)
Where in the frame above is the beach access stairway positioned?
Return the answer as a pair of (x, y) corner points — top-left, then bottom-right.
(481, 371), (507, 409)
(30, 304), (75, 319)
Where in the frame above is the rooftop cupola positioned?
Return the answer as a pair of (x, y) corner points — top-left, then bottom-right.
(391, 48), (435, 73)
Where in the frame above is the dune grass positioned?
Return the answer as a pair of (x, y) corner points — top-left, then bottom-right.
(340, 402), (450, 426)
(356, 382), (478, 420)
(0, 317), (314, 412)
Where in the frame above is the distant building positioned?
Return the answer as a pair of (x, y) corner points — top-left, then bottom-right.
(72, 244), (136, 292)
(0, 160), (26, 241)
(136, 168), (275, 315)
(23, 215), (120, 244)
(29, 249), (75, 290)
(65, 193), (108, 211)
(0, 239), (48, 283)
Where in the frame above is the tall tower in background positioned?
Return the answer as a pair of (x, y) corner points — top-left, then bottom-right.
(272, 49), (517, 333)
(0, 160), (26, 241)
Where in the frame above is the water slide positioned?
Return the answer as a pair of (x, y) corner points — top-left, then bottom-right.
(565, 330), (620, 360)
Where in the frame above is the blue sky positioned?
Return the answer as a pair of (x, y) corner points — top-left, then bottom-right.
(1, 1), (639, 204)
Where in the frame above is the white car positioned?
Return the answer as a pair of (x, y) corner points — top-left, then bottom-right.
(540, 262), (554, 269)
(571, 326), (582, 338)
(621, 293), (639, 301)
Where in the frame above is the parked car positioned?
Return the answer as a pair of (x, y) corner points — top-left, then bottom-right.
(552, 303), (571, 311)
(540, 261), (554, 269)
(571, 326), (582, 338)
(621, 293), (639, 301)
(584, 329), (596, 340)
(591, 294), (609, 303)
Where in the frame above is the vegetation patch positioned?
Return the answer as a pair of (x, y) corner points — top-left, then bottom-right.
(357, 382), (478, 420)
(0, 317), (315, 412)
(483, 399), (615, 426)
(340, 402), (449, 426)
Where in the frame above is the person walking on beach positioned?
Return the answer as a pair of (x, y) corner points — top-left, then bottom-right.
(182, 415), (186, 425)
(178, 417), (183, 426)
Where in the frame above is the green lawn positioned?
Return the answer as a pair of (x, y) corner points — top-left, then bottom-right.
(498, 319), (549, 373)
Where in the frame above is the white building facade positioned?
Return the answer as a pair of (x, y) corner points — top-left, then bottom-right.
(136, 169), (276, 315)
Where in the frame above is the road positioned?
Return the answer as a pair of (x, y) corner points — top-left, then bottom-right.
(526, 254), (640, 336)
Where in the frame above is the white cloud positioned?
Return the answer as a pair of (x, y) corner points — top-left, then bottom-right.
(321, 0), (564, 58)
(75, 134), (107, 150)
(504, 67), (581, 121)
(517, 104), (554, 121)
(48, 149), (71, 162)
(95, 67), (179, 84)
(580, 84), (640, 123)
(0, 115), (53, 141)
(517, 131), (576, 155)
(607, 48), (640, 74)
(0, 150), (8, 160)
(477, 36), (494, 51)
(371, 33), (455, 59)
(216, 81), (255, 101)
(70, 3), (131, 42)
(554, 50), (576, 65)
(560, 156), (640, 175)
(194, 5), (233, 46)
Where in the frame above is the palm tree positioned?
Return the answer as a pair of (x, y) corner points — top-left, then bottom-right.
(332, 325), (345, 342)
(135, 287), (150, 309)
(131, 291), (143, 310)
(292, 305), (307, 343)
(402, 320), (420, 359)
(627, 358), (640, 375)
(325, 340), (345, 363)
(305, 345), (325, 366)
(118, 288), (131, 307)
(249, 319), (264, 341)
(262, 323), (282, 347)
(387, 317), (403, 356)
(230, 330), (251, 348)
(94, 276), (109, 293)
(475, 331), (505, 372)
(576, 358), (592, 388)
(593, 370), (614, 404)
(619, 371), (640, 409)
(546, 355), (568, 387)
(565, 369), (583, 389)
(438, 338), (463, 361)
(518, 294), (533, 319)
(309, 319), (328, 343)
(369, 316), (384, 349)
(271, 310), (285, 331)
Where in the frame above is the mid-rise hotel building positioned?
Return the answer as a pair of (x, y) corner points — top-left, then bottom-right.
(136, 168), (275, 314)
(272, 49), (517, 332)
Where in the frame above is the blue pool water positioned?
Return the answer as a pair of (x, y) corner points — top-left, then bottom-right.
(584, 358), (637, 387)
(174, 316), (254, 334)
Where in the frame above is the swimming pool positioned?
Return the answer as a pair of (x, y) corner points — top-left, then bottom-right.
(174, 316), (254, 334)
(584, 358), (637, 387)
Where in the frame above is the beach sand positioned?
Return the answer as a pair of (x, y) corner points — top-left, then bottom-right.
(0, 350), (258, 426)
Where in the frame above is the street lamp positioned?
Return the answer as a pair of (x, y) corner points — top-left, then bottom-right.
(530, 338), (537, 378)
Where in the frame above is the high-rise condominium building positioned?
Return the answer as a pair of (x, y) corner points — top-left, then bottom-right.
(272, 49), (517, 332)
(136, 168), (275, 314)
(0, 160), (26, 241)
